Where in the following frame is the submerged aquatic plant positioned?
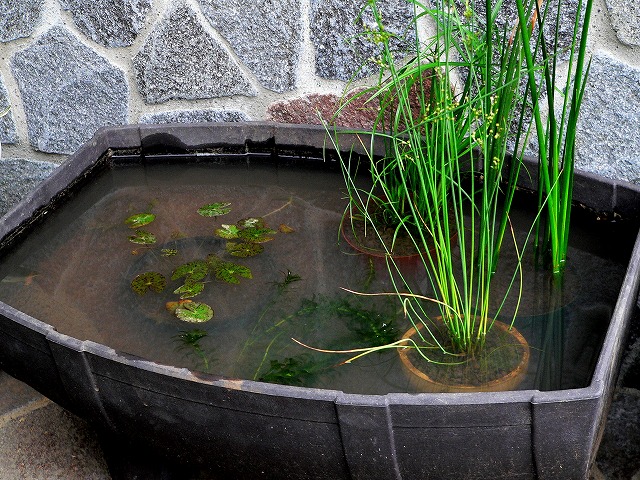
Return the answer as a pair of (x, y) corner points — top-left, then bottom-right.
(173, 329), (213, 372)
(273, 270), (302, 293)
(258, 354), (328, 387)
(333, 298), (399, 347)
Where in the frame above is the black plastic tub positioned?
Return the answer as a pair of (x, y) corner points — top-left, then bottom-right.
(0, 123), (639, 479)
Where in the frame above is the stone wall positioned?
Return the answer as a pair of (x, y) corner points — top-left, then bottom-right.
(0, 0), (638, 184)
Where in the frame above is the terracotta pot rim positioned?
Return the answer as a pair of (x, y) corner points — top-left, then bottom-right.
(398, 318), (530, 392)
(341, 214), (457, 260)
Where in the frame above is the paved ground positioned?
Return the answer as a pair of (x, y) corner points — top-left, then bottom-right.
(1, 367), (640, 480)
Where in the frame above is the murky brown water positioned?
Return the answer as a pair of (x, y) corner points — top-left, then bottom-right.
(0, 161), (631, 393)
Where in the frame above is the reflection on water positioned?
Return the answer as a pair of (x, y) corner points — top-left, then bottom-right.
(0, 162), (631, 394)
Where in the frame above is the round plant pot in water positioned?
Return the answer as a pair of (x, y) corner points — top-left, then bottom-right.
(398, 319), (530, 393)
(341, 214), (458, 263)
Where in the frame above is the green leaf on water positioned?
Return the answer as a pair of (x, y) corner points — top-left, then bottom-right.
(125, 213), (156, 229)
(175, 302), (214, 323)
(161, 248), (177, 257)
(171, 260), (209, 281)
(197, 202), (231, 217)
(131, 272), (166, 295)
(237, 217), (265, 229)
(205, 254), (222, 268)
(214, 262), (252, 284)
(128, 230), (156, 245)
(226, 242), (264, 258)
(238, 227), (276, 243)
(215, 224), (240, 239)
(174, 281), (205, 298)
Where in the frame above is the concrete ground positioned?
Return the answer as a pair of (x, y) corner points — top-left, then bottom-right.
(1, 368), (640, 480)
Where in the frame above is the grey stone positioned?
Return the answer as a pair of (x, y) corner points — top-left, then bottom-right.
(454, 0), (585, 61)
(575, 53), (640, 184)
(0, 76), (17, 145)
(59, 0), (152, 48)
(10, 26), (128, 154)
(0, 158), (57, 217)
(139, 109), (250, 124)
(0, 403), (109, 478)
(133, 2), (255, 104)
(595, 388), (640, 479)
(0, 372), (42, 417)
(310, 0), (415, 81)
(605, 0), (640, 46)
(0, 0), (44, 42)
(198, 0), (302, 92)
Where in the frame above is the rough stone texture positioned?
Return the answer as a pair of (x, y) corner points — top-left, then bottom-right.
(198, 0), (302, 92)
(0, 372), (41, 417)
(133, 2), (255, 104)
(0, 158), (57, 216)
(310, 0), (415, 81)
(595, 388), (640, 479)
(59, 0), (152, 48)
(0, 76), (17, 145)
(454, 0), (585, 61)
(575, 53), (640, 184)
(139, 109), (250, 124)
(0, 403), (110, 479)
(605, 0), (640, 46)
(268, 73), (432, 129)
(0, 0), (44, 42)
(267, 91), (378, 128)
(11, 26), (128, 154)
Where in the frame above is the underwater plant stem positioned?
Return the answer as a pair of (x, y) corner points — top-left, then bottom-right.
(263, 197), (294, 218)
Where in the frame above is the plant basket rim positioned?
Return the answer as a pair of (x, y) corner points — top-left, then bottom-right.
(398, 319), (531, 393)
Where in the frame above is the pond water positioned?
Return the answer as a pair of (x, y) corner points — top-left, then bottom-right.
(0, 160), (632, 394)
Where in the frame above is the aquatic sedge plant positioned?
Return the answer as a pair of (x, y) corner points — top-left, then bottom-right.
(325, 0), (589, 370)
(515, 0), (594, 279)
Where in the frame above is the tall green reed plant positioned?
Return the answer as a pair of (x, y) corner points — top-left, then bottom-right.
(515, 0), (593, 278)
(331, 0), (543, 361)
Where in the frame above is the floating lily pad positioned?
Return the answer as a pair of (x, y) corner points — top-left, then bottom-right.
(128, 230), (156, 245)
(166, 299), (193, 314)
(215, 224), (240, 239)
(214, 262), (252, 284)
(205, 254), (222, 268)
(174, 281), (205, 298)
(125, 213), (156, 229)
(171, 260), (208, 281)
(279, 224), (295, 233)
(197, 202), (231, 217)
(226, 242), (264, 257)
(238, 227), (276, 243)
(237, 217), (265, 229)
(175, 302), (214, 323)
(131, 272), (166, 295)
(170, 231), (187, 239)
